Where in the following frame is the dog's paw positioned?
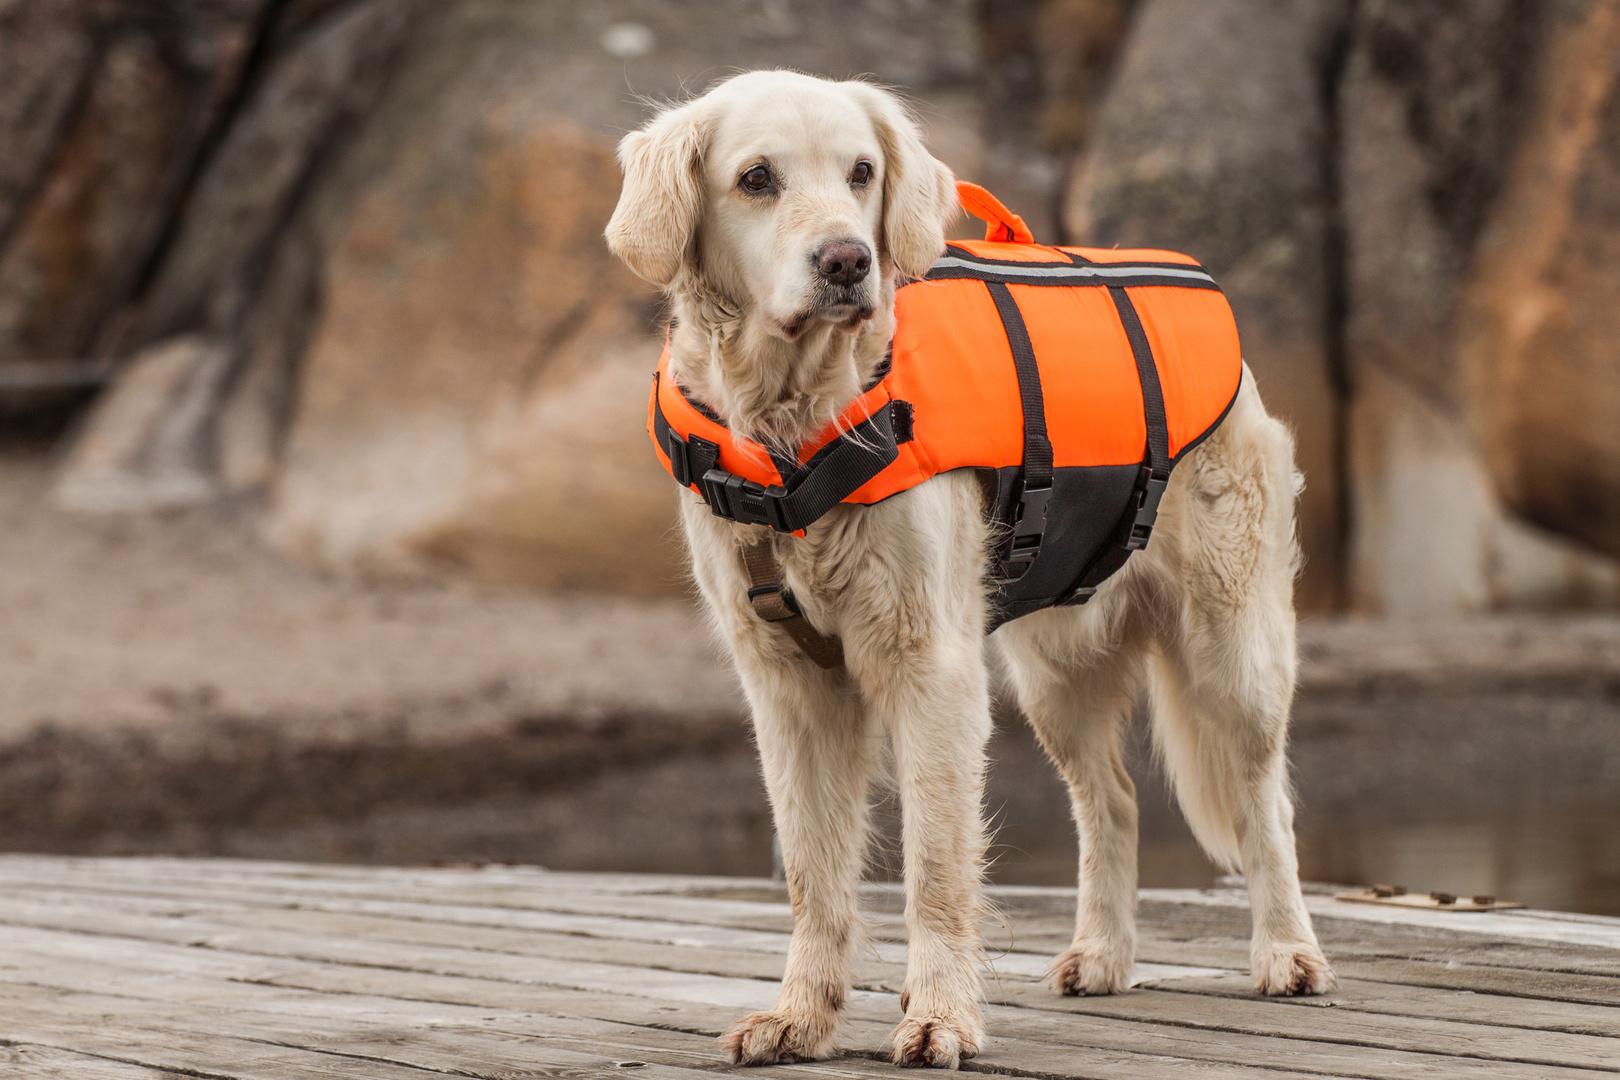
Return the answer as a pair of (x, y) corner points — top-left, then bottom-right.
(1252, 941), (1337, 996)
(890, 1012), (982, 1069)
(720, 1009), (836, 1065)
(1048, 940), (1132, 996)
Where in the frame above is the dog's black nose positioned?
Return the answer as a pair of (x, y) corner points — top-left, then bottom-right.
(815, 240), (871, 287)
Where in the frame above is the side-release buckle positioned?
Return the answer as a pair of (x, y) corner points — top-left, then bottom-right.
(667, 430), (720, 490)
(996, 479), (1052, 583)
(746, 582), (802, 623)
(1125, 466), (1169, 551)
(667, 430), (691, 486)
(701, 468), (793, 532)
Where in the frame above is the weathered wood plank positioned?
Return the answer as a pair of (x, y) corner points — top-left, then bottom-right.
(0, 948), (1323, 1080)
(1150, 973), (1620, 1038)
(251, 962), (1620, 1079)
(7, 886), (1617, 1071)
(0, 1004), (454, 1079)
(1331, 956), (1620, 1007)
(12, 880), (1620, 1055)
(0, 885), (1218, 999)
(0, 880), (1242, 1005)
(0, 883), (811, 959)
(0, 983), (897, 1080)
(0, 1044), (189, 1079)
(15, 859), (1615, 957)
(6, 894), (1606, 1071)
(12, 863), (1616, 997)
(976, 981), (1620, 1071)
(13, 916), (1614, 1079)
(1146, 887), (1620, 955)
(2, 858), (1617, 1080)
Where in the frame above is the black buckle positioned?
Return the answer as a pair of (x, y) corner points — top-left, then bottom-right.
(701, 468), (792, 532)
(746, 583), (802, 623)
(995, 479), (1052, 583)
(667, 430), (690, 486)
(1125, 467), (1168, 551)
(1057, 584), (1097, 607)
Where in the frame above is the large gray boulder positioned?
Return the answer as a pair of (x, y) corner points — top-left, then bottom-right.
(1064, 0), (1351, 611)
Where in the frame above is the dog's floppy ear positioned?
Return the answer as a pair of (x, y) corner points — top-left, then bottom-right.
(605, 101), (709, 288)
(848, 84), (957, 280)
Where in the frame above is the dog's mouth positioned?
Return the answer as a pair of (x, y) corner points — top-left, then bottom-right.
(779, 300), (876, 341)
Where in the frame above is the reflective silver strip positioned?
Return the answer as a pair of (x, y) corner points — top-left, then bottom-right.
(929, 255), (1216, 285)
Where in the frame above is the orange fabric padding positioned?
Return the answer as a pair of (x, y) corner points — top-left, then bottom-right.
(1005, 283), (1147, 467)
(647, 182), (1242, 517)
(885, 279), (1024, 478)
(649, 350), (926, 514)
(1129, 285), (1244, 458)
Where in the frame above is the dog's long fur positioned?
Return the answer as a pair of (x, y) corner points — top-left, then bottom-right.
(607, 71), (1334, 1069)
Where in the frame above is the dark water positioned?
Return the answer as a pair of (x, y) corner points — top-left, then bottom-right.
(43, 675), (1614, 918)
(983, 682), (1620, 917)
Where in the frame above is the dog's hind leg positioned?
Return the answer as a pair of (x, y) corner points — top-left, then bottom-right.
(1149, 636), (1334, 995)
(998, 612), (1142, 996)
(1145, 377), (1335, 997)
(721, 653), (876, 1063)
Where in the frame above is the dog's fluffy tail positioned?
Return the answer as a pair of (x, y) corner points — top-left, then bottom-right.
(1146, 657), (1243, 873)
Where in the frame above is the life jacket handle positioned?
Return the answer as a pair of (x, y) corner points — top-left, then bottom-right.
(956, 181), (1034, 244)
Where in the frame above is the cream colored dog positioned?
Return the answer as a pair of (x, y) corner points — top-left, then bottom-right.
(606, 70), (1334, 1069)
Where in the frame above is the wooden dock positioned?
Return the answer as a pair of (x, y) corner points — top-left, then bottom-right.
(0, 856), (1616, 1077)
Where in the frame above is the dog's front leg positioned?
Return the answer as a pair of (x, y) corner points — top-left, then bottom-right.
(689, 521), (875, 1065)
(723, 654), (874, 1064)
(722, 650), (874, 1062)
(858, 629), (990, 1068)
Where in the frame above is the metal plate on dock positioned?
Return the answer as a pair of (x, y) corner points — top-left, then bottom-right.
(1337, 887), (1526, 911)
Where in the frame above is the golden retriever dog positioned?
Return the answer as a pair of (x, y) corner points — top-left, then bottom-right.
(606, 70), (1334, 1068)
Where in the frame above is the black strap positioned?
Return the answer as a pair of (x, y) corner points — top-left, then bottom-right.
(1108, 286), (1171, 476)
(654, 379), (899, 534)
(984, 282), (1053, 488)
(1049, 287), (1177, 609)
(772, 405), (899, 528)
(985, 281), (1054, 584)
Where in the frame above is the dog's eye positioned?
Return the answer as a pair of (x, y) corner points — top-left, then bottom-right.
(851, 161), (874, 188)
(739, 165), (774, 194)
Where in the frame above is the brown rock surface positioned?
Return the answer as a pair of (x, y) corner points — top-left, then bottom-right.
(268, 118), (673, 589)
(1341, 0), (1620, 611)
(130, 0), (411, 346)
(264, 0), (980, 590)
(0, 1), (97, 241)
(9, 0), (1620, 611)
(1457, 0), (1620, 560)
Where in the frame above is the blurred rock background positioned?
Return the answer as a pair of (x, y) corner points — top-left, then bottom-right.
(2, 0), (1618, 911)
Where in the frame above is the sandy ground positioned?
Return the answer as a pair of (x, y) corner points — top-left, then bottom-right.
(0, 450), (742, 740)
(11, 441), (1620, 739)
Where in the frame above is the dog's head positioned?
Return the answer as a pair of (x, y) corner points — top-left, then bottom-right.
(605, 72), (956, 342)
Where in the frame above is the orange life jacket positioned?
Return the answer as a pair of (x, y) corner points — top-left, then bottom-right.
(649, 183), (1242, 627)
